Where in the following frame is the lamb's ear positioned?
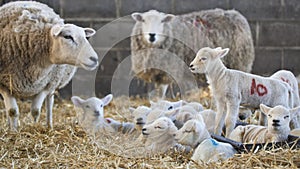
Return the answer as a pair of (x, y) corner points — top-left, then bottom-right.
(129, 107), (136, 113)
(71, 96), (85, 107)
(216, 48), (229, 58)
(290, 106), (300, 118)
(173, 100), (183, 109)
(260, 104), (271, 115)
(84, 28), (96, 37)
(102, 94), (113, 106)
(51, 24), (64, 37)
(162, 14), (175, 23)
(150, 101), (156, 107)
(131, 12), (143, 22)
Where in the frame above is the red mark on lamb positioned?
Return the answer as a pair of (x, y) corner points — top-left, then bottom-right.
(250, 79), (268, 96)
(280, 77), (291, 86)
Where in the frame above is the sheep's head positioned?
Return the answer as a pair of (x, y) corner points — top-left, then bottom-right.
(142, 117), (177, 140)
(174, 119), (210, 148)
(50, 24), (98, 70)
(189, 47), (229, 74)
(129, 106), (151, 128)
(132, 10), (175, 46)
(260, 104), (300, 133)
(71, 94), (113, 122)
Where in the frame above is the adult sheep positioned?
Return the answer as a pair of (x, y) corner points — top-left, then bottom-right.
(131, 9), (254, 87)
(0, 1), (99, 130)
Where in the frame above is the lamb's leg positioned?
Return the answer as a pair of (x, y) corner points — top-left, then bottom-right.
(1, 91), (19, 130)
(46, 92), (54, 129)
(214, 101), (226, 135)
(31, 91), (48, 122)
(225, 103), (239, 138)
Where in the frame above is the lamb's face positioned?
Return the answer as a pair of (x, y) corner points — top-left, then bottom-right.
(260, 104), (300, 133)
(174, 111), (194, 129)
(174, 120), (199, 146)
(189, 47), (229, 74)
(142, 117), (177, 139)
(132, 10), (174, 46)
(130, 106), (151, 127)
(50, 24), (98, 71)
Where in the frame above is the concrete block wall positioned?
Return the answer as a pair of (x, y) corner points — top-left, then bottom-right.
(2, 0), (300, 97)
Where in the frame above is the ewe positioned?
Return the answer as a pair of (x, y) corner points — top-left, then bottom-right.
(175, 119), (236, 164)
(0, 1), (98, 130)
(229, 104), (300, 143)
(71, 94), (113, 133)
(190, 47), (292, 137)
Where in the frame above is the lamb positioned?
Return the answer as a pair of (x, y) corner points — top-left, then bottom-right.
(290, 128), (300, 137)
(150, 99), (183, 111)
(0, 1), (99, 130)
(129, 106), (152, 131)
(71, 94), (113, 133)
(141, 116), (185, 153)
(105, 117), (136, 134)
(174, 119), (236, 164)
(229, 104), (300, 143)
(190, 47), (292, 137)
(131, 9), (254, 87)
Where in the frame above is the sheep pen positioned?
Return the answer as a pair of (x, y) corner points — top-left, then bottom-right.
(0, 88), (300, 168)
(130, 9), (254, 88)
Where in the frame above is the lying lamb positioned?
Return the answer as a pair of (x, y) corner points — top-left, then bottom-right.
(71, 94), (114, 133)
(0, 1), (98, 130)
(175, 119), (236, 164)
(142, 117), (186, 154)
(150, 99), (183, 111)
(129, 106), (152, 131)
(105, 117), (136, 134)
(190, 47), (292, 137)
(229, 104), (300, 143)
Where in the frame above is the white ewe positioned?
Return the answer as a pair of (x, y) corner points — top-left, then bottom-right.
(0, 1), (98, 130)
(71, 94), (113, 133)
(229, 104), (300, 143)
(190, 47), (292, 137)
(175, 119), (236, 164)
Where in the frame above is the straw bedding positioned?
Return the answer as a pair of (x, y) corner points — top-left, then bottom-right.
(0, 88), (299, 168)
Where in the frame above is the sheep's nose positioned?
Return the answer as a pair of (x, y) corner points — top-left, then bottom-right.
(189, 64), (194, 68)
(137, 117), (143, 121)
(149, 33), (156, 42)
(142, 128), (147, 132)
(94, 111), (100, 116)
(89, 56), (98, 63)
(273, 119), (280, 123)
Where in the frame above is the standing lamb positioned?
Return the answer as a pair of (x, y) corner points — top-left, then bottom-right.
(229, 104), (300, 143)
(131, 9), (254, 87)
(174, 119), (236, 164)
(190, 47), (292, 137)
(0, 1), (98, 130)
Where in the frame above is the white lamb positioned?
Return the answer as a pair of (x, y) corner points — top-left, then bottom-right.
(142, 117), (185, 154)
(129, 106), (152, 131)
(150, 99), (183, 111)
(190, 47), (293, 137)
(71, 94), (114, 133)
(105, 117), (136, 134)
(174, 119), (236, 164)
(0, 1), (98, 130)
(229, 104), (300, 143)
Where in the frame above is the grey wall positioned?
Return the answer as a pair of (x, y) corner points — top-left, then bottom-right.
(2, 0), (300, 98)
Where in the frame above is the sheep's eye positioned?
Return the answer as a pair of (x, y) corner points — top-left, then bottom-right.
(100, 104), (103, 108)
(85, 105), (90, 108)
(63, 35), (73, 40)
(268, 114), (272, 118)
(200, 57), (207, 61)
(184, 130), (192, 133)
(168, 106), (173, 110)
(155, 126), (162, 129)
(284, 115), (289, 119)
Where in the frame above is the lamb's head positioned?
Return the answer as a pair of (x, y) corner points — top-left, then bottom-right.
(132, 10), (175, 46)
(129, 106), (151, 129)
(260, 104), (300, 133)
(189, 47), (229, 74)
(150, 100), (183, 111)
(174, 119), (210, 148)
(71, 94), (113, 121)
(50, 24), (98, 70)
(142, 117), (177, 140)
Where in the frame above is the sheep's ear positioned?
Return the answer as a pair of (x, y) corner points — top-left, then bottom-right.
(102, 94), (113, 106)
(162, 14), (175, 23)
(51, 24), (64, 37)
(173, 100), (183, 108)
(290, 106), (300, 118)
(84, 28), (96, 37)
(150, 101), (156, 107)
(131, 12), (143, 22)
(71, 96), (85, 107)
(129, 107), (136, 113)
(216, 48), (229, 58)
(260, 104), (271, 115)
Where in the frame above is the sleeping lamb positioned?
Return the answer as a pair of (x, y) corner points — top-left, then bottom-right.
(190, 47), (293, 137)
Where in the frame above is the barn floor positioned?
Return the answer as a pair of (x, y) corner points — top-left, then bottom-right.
(0, 88), (299, 168)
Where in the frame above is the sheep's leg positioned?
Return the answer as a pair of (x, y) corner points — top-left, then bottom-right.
(31, 91), (48, 122)
(214, 101), (226, 135)
(225, 103), (239, 138)
(46, 92), (54, 129)
(1, 91), (19, 130)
